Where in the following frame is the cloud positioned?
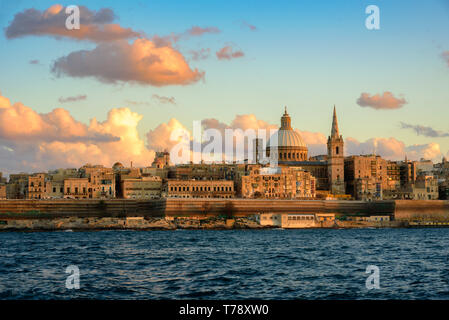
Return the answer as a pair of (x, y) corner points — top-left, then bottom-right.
(442, 51), (449, 66)
(406, 143), (442, 161)
(0, 94), (117, 143)
(58, 94), (87, 104)
(189, 48), (211, 61)
(345, 137), (406, 160)
(356, 92), (407, 110)
(297, 130), (327, 156)
(51, 38), (205, 86)
(186, 26), (220, 36)
(241, 21), (257, 31)
(152, 94), (176, 105)
(29, 59), (40, 65)
(216, 46), (244, 60)
(124, 100), (151, 107)
(400, 122), (449, 137)
(0, 91), (154, 173)
(5, 5), (140, 42)
(146, 118), (189, 151)
(150, 26), (220, 46)
(345, 137), (442, 162)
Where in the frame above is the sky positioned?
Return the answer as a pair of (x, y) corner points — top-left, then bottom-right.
(0, 0), (449, 174)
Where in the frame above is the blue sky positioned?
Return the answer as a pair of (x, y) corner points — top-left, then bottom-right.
(0, 0), (449, 172)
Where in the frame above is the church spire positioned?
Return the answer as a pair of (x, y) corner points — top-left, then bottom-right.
(331, 105), (339, 138)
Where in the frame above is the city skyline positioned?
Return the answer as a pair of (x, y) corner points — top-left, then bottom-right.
(1, 0), (449, 175)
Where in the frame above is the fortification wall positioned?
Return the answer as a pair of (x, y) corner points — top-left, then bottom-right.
(0, 199), (395, 218)
(394, 200), (449, 221)
(7, 199), (449, 220)
(0, 199), (166, 218)
(163, 199), (395, 217)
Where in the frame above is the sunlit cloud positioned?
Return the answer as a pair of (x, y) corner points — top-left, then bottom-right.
(216, 45), (244, 60)
(51, 38), (205, 86)
(5, 4), (140, 42)
(357, 92), (407, 110)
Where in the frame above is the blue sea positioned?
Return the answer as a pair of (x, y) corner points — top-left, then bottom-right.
(1, 228), (449, 300)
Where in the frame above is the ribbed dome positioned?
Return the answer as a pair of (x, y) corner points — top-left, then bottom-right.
(267, 129), (306, 148)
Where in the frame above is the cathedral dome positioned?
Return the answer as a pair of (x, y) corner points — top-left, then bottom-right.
(266, 107), (308, 162)
(267, 128), (306, 148)
(267, 107), (306, 148)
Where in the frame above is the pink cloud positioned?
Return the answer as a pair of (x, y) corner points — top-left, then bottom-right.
(51, 38), (205, 86)
(186, 26), (220, 36)
(146, 118), (190, 152)
(241, 21), (257, 31)
(216, 46), (244, 60)
(0, 92), (154, 173)
(442, 51), (449, 67)
(189, 48), (211, 61)
(0, 95), (116, 143)
(5, 5), (140, 42)
(356, 92), (407, 110)
(345, 137), (442, 162)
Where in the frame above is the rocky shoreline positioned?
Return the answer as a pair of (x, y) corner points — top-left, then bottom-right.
(0, 215), (414, 231)
(0, 216), (274, 231)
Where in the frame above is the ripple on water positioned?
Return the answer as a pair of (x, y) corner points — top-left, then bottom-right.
(1, 228), (449, 299)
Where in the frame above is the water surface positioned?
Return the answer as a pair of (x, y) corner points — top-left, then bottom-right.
(1, 228), (448, 299)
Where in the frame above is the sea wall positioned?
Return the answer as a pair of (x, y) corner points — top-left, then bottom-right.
(0, 199), (166, 218)
(2, 199), (449, 221)
(163, 199), (395, 216)
(0, 199), (395, 218)
(394, 200), (449, 221)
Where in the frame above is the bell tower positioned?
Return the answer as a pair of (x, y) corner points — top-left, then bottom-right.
(327, 106), (345, 195)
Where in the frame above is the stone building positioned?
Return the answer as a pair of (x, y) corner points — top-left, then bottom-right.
(0, 172), (6, 184)
(80, 164), (115, 199)
(0, 184), (6, 199)
(168, 163), (238, 181)
(400, 157), (417, 188)
(386, 160), (401, 190)
(166, 179), (234, 198)
(141, 167), (169, 180)
(7, 173), (29, 199)
(241, 165), (316, 199)
(122, 176), (162, 199)
(0, 173), (5, 199)
(27, 173), (50, 199)
(413, 175), (438, 200)
(64, 178), (89, 199)
(46, 168), (79, 199)
(344, 155), (387, 199)
(114, 163), (141, 198)
(152, 151), (171, 169)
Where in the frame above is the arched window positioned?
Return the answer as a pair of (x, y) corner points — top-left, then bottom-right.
(336, 146), (339, 155)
